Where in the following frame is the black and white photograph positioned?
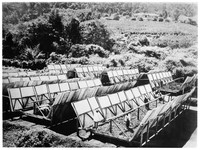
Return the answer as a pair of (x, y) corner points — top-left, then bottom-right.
(1, 0), (198, 148)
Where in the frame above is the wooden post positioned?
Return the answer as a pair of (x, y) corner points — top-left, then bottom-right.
(163, 114), (166, 128)
(110, 120), (112, 133)
(155, 118), (158, 135)
(169, 109), (172, 123)
(146, 122), (150, 143)
(140, 132), (143, 147)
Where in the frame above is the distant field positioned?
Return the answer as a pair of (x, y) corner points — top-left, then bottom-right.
(100, 19), (197, 37)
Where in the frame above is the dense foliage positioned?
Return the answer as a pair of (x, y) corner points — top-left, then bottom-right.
(3, 6), (113, 59)
(2, 2), (198, 77)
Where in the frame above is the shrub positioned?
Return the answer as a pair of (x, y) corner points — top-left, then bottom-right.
(20, 45), (40, 61)
(112, 42), (127, 54)
(36, 52), (46, 59)
(2, 59), (11, 67)
(139, 36), (150, 46)
(188, 18), (197, 26)
(68, 44), (87, 58)
(131, 17), (136, 21)
(86, 44), (108, 57)
(165, 18), (170, 22)
(179, 58), (196, 67)
(118, 59), (125, 66)
(15, 129), (54, 147)
(158, 17), (164, 22)
(112, 13), (120, 20)
(138, 17), (143, 21)
(163, 57), (183, 71)
(65, 56), (89, 65)
(80, 20), (115, 52)
(173, 66), (197, 78)
(152, 17), (157, 21)
(12, 60), (21, 68)
(88, 55), (107, 65)
(47, 52), (66, 64)
(22, 61), (28, 68)
(34, 59), (46, 70)
(151, 35), (195, 49)
(110, 59), (118, 67)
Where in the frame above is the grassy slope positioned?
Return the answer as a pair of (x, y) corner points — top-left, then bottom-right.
(97, 18), (197, 75)
(101, 18), (197, 36)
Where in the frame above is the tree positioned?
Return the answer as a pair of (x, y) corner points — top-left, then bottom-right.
(162, 10), (168, 19)
(80, 20), (115, 51)
(3, 32), (18, 58)
(173, 8), (181, 21)
(67, 18), (81, 44)
(49, 9), (64, 41)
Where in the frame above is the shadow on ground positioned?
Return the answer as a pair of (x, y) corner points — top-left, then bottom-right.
(145, 108), (197, 147)
(50, 119), (78, 136)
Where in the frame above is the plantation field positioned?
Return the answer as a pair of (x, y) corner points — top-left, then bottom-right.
(101, 18), (198, 36)
(98, 18), (198, 77)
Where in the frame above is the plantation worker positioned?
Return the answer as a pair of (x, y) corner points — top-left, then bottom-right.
(93, 108), (104, 128)
(144, 97), (151, 110)
(154, 90), (164, 102)
(124, 113), (131, 130)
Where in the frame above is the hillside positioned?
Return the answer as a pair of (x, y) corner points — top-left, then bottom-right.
(2, 2), (198, 77)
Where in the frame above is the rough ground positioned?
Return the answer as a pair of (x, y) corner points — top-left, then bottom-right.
(3, 102), (197, 147)
(3, 118), (116, 147)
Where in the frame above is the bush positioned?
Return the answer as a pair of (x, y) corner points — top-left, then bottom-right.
(111, 13), (120, 20)
(163, 57), (183, 71)
(88, 55), (107, 65)
(68, 44), (108, 58)
(22, 61), (28, 68)
(86, 44), (108, 57)
(179, 58), (196, 67)
(2, 58), (46, 70)
(34, 59), (46, 70)
(151, 35), (194, 49)
(165, 18), (170, 22)
(110, 59), (118, 67)
(3, 59), (11, 67)
(65, 56), (89, 65)
(188, 18), (197, 26)
(153, 17), (157, 21)
(15, 129), (55, 147)
(131, 17), (136, 21)
(12, 60), (21, 68)
(158, 17), (164, 22)
(68, 44), (87, 58)
(138, 17), (143, 21)
(80, 20), (115, 52)
(118, 59), (125, 66)
(47, 52), (66, 64)
(139, 36), (150, 46)
(173, 66), (197, 78)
